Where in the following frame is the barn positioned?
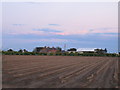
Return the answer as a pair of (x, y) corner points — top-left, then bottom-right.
(77, 48), (96, 54)
(77, 48), (107, 54)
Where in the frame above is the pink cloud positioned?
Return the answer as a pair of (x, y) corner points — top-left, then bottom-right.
(53, 32), (69, 35)
(7, 27), (118, 37)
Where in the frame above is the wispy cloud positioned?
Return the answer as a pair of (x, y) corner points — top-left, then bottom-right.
(89, 27), (118, 33)
(33, 28), (62, 33)
(23, 2), (41, 4)
(97, 32), (118, 37)
(48, 24), (60, 26)
(7, 27), (118, 37)
(28, 38), (69, 43)
(12, 24), (26, 26)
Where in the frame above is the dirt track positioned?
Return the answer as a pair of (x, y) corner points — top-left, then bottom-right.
(2, 55), (119, 88)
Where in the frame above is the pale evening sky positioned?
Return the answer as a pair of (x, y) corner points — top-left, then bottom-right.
(2, 2), (118, 53)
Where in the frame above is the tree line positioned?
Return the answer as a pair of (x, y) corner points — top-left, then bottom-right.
(1, 49), (119, 57)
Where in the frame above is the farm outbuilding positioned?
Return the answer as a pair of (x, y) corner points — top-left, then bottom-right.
(77, 48), (96, 54)
(77, 48), (107, 54)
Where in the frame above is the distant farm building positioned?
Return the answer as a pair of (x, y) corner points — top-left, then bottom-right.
(77, 48), (107, 54)
(33, 46), (107, 54)
(77, 48), (95, 54)
(33, 46), (61, 53)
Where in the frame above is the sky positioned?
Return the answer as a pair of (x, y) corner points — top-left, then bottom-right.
(2, 2), (118, 53)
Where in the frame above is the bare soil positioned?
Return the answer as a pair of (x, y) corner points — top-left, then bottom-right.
(2, 55), (119, 88)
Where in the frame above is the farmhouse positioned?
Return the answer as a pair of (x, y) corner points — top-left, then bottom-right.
(33, 46), (61, 53)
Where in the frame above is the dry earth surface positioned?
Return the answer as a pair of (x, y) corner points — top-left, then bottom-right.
(2, 55), (119, 88)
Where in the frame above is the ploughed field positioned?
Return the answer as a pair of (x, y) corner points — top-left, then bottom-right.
(3, 55), (118, 88)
